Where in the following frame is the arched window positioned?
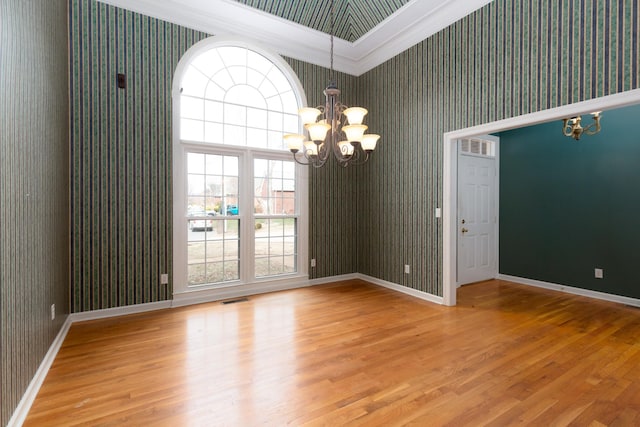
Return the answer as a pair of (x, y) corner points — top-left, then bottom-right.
(172, 38), (308, 296)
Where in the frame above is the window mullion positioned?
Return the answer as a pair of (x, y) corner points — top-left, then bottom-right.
(241, 152), (255, 282)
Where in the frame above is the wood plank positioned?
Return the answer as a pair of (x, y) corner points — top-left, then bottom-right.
(24, 279), (640, 426)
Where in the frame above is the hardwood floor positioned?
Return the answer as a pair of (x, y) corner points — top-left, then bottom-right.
(25, 279), (640, 426)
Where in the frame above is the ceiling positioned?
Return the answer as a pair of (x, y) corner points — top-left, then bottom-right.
(232, 0), (411, 43)
(98, 0), (494, 76)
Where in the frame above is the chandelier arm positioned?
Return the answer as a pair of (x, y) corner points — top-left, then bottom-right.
(310, 154), (328, 168)
(348, 145), (370, 166)
(561, 118), (574, 137)
(583, 121), (601, 136)
(292, 153), (312, 166)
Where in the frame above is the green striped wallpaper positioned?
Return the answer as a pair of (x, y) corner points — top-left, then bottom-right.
(356, 0), (640, 295)
(69, 0), (209, 311)
(286, 61), (360, 279)
(71, 0), (640, 312)
(1, 0), (70, 424)
(69, 0), (351, 311)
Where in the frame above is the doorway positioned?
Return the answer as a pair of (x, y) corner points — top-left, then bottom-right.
(442, 88), (640, 306)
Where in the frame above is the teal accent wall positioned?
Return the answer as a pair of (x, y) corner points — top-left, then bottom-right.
(0, 0), (70, 424)
(356, 0), (640, 296)
(500, 104), (640, 298)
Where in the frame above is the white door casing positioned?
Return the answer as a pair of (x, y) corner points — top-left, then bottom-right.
(456, 138), (498, 286)
(443, 89), (640, 306)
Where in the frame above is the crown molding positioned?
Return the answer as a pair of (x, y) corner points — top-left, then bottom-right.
(97, 0), (493, 76)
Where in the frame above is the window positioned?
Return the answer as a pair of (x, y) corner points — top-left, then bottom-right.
(173, 39), (308, 294)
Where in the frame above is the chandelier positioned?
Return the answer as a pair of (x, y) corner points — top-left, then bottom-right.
(561, 112), (602, 140)
(283, 0), (380, 168)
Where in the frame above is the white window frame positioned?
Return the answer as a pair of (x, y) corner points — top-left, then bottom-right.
(172, 37), (309, 298)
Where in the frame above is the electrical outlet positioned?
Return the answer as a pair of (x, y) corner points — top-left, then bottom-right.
(160, 273), (169, 285)
(404, 264), (410, 274)
(595, 268), (603, 279)
(311, 258), (316, 268)
(50, 304), (55, 321)
(435, 208), (441, 218)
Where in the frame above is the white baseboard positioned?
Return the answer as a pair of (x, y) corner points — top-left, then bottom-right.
(357, 273), (445, 305)
(8, 316), (73, 427)
(70, 300), (173, 322)
(172, 276), (315, 307)
(171, 273), (367, 307)
(308, 273), (359, 286)
(498, 274), (640, 308)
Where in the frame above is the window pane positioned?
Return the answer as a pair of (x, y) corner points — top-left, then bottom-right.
(224, 156), (238, 175)
(205, 154), (222, 174)
(281, 91), (298, 114)
(224, 103), (246, 126)
(181, 118), (204, 141)
(224, 124), (246, 146)
(188, 152), (205, 174)
(204, 122), (223, 144)
(246, 67), (265, 88)
(283, 113), (299, 134)
(181, 67), (209, 97)
(205, 82), (226, 101)
(190, 49), (225, 77)
(227, 65), (247, 85)
(268, 131), (285, 150)
(219, 46), (247, 67)
(265, 95), (283, 112)
(247, 128), (268, 147)
(267, 112), (283, 132)
(204, 100), (223, 122)
(254, 208), (297, 278)
(266, 67), (291, 93)
(187, 218), (240, 285)
(226, 85), (265, 109)
(247, 107), (267, 128)
(247, 50), (273, 73)
(253, 159), (296, 214)
(181, 95), (204, 120)
(258, 78), (278, 99)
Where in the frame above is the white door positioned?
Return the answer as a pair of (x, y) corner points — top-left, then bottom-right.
(457, 136), (498, 286)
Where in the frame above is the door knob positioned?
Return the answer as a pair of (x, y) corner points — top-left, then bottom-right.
(461, 228), (469, 233)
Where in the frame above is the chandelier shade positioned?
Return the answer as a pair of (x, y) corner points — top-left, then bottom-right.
(343, 107), (367, 125)
(343, 124), (367, 142)
(361, 134), (381, 151)
(299, 107), (321, 125)
(306, 122), (332, 142)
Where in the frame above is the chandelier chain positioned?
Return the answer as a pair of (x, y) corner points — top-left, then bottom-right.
(330, 0), (335, 82)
